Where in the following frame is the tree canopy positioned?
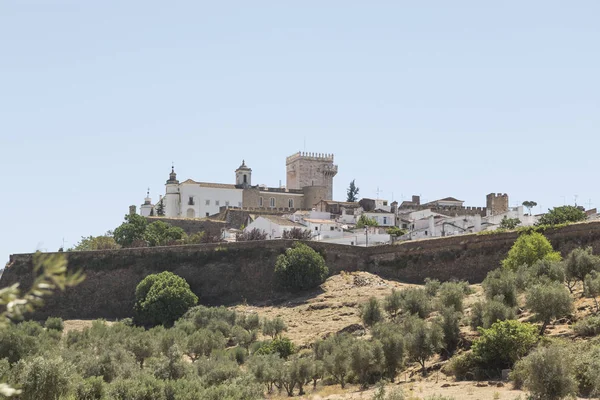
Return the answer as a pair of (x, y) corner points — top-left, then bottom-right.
(274, 243), (329, 291)
(113, 214), (149, 247)
(502, 232), (561, 271)
(134, 272), (198, 327)
(346, 179), (359, 202)
(537, 205), (586, 226)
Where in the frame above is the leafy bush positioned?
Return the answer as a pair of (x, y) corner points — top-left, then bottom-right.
(350, 340), (384, 389)
(403, 316), (444, 375)
(528, 259), (565, 285)
(584, 270), (600, 312)
(75, 376), (105, 400)
(525, 282), (572, 335)
(438, 307), (462, 357)
(564, 247), (600, 291)
(399, 288), (432, 318)
(438, 281), (467, 312)
(502, 232), (561, 271)
(113, 214), (148, 247)
(482, 268), (518, 307)
(274, 243), (329, 291)
(384, 289), (403, 320)
(255, 337), (295, 359)
(134, 272), (198, 327)
(572, 342), (600, 397)
(470, 298), (515, 329)
(282, 227), (312, 240)
(143, 221), (186, 246)
(512, 343), (577, 400)
(372, 323), (405, 382)
(262, 317), (287, 339)
(361, 297), (384, 327)
(537, 205), (586, 226)
(573, 316), (600, 337)
(472, 320), (538, 371)
(15, 356), (74, 400)
(424, 278), (441, 296)
(446, 351), (479, 381)
(45, 317), (64, 332)
(0, 326), (38, 364)
(236, 228), (268, 241)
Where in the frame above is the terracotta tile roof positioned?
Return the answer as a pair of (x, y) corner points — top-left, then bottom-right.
(260, 215), (305, 227)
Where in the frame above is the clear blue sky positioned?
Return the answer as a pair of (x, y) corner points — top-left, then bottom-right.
(2, 1), (599, 263)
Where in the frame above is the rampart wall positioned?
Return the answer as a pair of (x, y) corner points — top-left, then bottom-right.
(4, 221), (600, 320)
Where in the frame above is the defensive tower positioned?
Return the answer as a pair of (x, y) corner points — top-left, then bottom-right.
(286, 152), (338, 201)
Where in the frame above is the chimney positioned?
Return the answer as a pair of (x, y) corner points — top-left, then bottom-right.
(412, 195), (421, 205)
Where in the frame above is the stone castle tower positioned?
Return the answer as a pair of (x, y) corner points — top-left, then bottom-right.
(486, 193), (509, 216)
(286, 152), (338, 201)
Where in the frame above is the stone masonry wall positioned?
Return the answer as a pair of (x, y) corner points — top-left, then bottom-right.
(4, 221), (600, 320)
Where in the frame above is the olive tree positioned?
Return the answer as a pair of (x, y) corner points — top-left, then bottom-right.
(526, 282), (572, 335)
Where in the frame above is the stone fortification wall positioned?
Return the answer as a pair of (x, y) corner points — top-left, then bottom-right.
(4, 221), (600, 320)
(144, 217), (226, 238)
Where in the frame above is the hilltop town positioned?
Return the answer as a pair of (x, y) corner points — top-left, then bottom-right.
(133, 150), (597, 247)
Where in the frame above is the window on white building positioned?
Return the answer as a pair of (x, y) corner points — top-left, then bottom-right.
(315, 227), (318, 231)
(205, 200), (210, 205)
(330, 226), (335, 231)
(259, 197), (263, 207)
(288, 199), (294, 208)
(188, 196), (194, 206)
(383, 217), (388, 224)
(215, 200), (220, 206)
(225, 201), (230, 207)
(238, 202), (242, 207)
(270, 198), (275, 208)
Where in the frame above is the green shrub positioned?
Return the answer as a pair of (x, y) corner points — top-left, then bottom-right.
(529, 258), (565, 285)
(349, 339), (384, 388)
(185, 329), (226, 362)
(403, 316), (444, 375)
(108, 374), (167, 400)
(472, 320), (538, 371)
(372, 323), (405, 382)
(564, 247), (600, 291)
(384, 289), (403, 320)
(0, 326), (38, 364)
(573, 316), (600, 337)
(446, 351), (479, 381)
(262, 317), (287, 339)
(438, 307), (461, 357)
(44, 317), (64, 332)
(438, 282), (467, 312)
(512, 343), (577, 400)
(15, 356), (74, 400)
(361, 297), (384, 327)
(482, 268), (518, 307)
(572, 342), (600, 397)
(134, 271), (198, 327)
(502, 232), (561, 271)
(424, 278), (441, 296)
(75, 376), (105, 400)
(255, 337), (295, 359)
(274, 243), (329, 291)
(399, 288), (432, 318)
(537, 205), (586, 226)
(525, 282), (572, 335)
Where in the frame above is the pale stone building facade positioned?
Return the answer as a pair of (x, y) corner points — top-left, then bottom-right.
(141, 152), (338, 218)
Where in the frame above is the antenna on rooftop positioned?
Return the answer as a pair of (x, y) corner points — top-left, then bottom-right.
(574, 194), (579, 206)
(587, 199), (593, 210)
(376, 187), (382, 199)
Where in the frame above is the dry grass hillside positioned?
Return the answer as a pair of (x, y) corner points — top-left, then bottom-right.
(231, 271), (596, 400)
(65, 271), (598, 400)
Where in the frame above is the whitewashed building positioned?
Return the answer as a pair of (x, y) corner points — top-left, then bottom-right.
(244, 215), (309, 239)
(362, 210), (396, 227)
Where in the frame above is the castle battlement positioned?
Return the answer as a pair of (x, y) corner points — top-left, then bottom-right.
(286, 151), (334, 164)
